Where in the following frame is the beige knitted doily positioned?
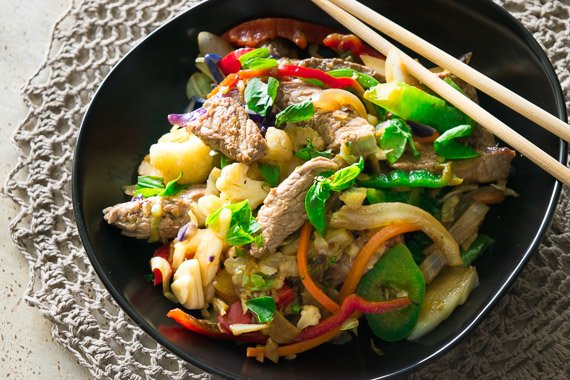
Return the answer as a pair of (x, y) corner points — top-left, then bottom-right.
(5, 0), (570, 378)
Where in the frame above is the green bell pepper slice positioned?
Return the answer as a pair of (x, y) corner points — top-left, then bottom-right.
(356, 243), (425, 342)
(364, 82), (475, 132)
(358, 164), (463, 189)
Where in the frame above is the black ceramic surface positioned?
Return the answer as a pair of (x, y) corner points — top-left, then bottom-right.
(73, 0), (567, 378)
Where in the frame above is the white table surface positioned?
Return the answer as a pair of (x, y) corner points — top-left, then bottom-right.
(0, 0), (92, 378)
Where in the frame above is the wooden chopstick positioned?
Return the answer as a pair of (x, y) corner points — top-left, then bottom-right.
(328, 0), (570, 143)
(311, 0), (570, 187)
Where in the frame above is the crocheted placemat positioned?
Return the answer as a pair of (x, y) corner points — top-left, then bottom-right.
(4, 0), (569, 378)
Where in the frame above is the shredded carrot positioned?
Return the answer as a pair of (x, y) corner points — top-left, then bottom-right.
(338, 223), (419, 301)
(297, 222), (340, 314)
(206, 73), (238, 99)
(246, 327), (342, 362)
(413, 132), (440, 144)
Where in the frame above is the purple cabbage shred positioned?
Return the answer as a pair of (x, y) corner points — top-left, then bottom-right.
(176, 223), (190, 242)
(168, 107), (206, 127)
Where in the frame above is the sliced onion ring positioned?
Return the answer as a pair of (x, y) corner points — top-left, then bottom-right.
(329, 202), (462, 266)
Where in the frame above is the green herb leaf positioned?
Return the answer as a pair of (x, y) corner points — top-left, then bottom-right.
(135, 173), (188, 198)
(434, 124), (479, 160)
(259, 163), (280, 187)
(379, 119), (419, 164)
(275, 100), (315, 126)
(443, 77), (465, 95)
(305, 181), (331, 236)
(244, 77), (279, 117)
(245, 296), (276, 323)
(461, 234), (494, 266)
(294, 140), (333, 161)
(305, 158), (365, 235)
(161, 171), (189, 197)
(242, 57), (278, 70)
(239, 48), (271, 66)
(327, 156), (365, 191)
(206, 200), (264, 247)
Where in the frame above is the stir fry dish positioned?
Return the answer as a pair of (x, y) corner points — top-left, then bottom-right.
(103, 18), (517, 362)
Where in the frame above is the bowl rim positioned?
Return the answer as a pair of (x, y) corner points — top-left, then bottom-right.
(72, 0), (568, 378)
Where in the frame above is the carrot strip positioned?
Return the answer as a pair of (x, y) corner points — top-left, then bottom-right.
(297, 222), (340, 313)
(246, 327), (342, 362)
(206, 73), (238, 99)
(338, 223), (419, 301)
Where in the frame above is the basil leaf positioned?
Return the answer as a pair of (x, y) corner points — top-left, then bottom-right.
(242, 57), (277, 70)
(379, 119), (419, 164)
(294, 140), (333, 161)
(305, 181), (331, 236)
(304, 158), (365, 235)
(238, 48), (271, 66)
(434, 124), (479, 160)
(275, 100), (315, 126)
(206, 200), (264, 247)
(245, 77), (279, 117)
(161, 171), (189, 197)
(259, 163), (280, 187)
(327, 157), (365, 191)
(136, 176), (164, 190)
(246, 296), (276, 323)
(135, 173), (187, 198)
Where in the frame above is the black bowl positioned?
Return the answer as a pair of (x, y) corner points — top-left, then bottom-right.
(73, 0), (567, 378)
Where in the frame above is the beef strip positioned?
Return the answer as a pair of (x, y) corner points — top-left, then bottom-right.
(251, 157), (339, 257)
(103, 186), (205, 242)
(279, 57), (385, 82)
(393, 142), (515, 183)
(261, 38), (299, 58)
(178, 97), (267, 164)
(275, 81), (376, 151)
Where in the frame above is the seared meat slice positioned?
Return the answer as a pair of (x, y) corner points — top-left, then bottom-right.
(453, 147), (516, 183)
(307, 109), (375, 151)
(175, 97), (267, 164)
(274, 81), (321, 110)
(280, 57), (385, 82)
(275, 81), (376, 152)
(251, 157), (339, 257)
(261, 38), (299, 58)
(103, 186), (205, 242)
(393, 143), (515, 183)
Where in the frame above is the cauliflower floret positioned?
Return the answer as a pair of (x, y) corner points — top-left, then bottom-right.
(216, 162), (269, 208)
(261, 127), (293, 164)
(149, 127), (213, 184)
(284, 125), (325, 151)
(297, 305), (321, 330)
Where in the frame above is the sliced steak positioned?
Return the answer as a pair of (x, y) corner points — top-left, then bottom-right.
(261, 38), (299, 58)
(103, 186), (205, 242)
(176, 97), (267, 164)
(280, 57), (385, 82)
(453, 147), (516, 183)
(275, 81), (376, 152)
(393, 143), (515, 183)
(251, 157), (339, 257)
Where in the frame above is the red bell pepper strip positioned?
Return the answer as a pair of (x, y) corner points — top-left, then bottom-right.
(323, 33), (384, 58)
(217, 300), (257, 334)
(276, 285), (295, 309)
(153, 244), (170, 260)
(152, 244), (171, 286)
(167, 308), (267, 344)
(297, 294), (411, 341)
(278, 64), (361, 90)
(218, 48), (255, 75)
(222, 18), (336, 49)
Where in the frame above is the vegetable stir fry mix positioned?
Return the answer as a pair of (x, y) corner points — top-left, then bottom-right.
(102, 18), (517, 362)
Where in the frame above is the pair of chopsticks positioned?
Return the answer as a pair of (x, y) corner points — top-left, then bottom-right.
(312, 0), (570, 187)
